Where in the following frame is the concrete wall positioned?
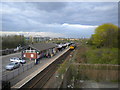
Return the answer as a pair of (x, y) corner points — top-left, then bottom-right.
(60, 64), (120, 88)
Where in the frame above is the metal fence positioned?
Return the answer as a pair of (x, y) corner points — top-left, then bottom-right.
(0, 49), (16, 56)
(2, 61), (35, 81)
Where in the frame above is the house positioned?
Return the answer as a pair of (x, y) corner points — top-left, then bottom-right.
(22, 43), (57, 60)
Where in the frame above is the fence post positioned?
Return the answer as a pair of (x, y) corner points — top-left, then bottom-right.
(18, 68), (19, 75)
(6, 74), (7, 81)
(30, 63), (32, 68)
(31, 63), (33, 68)
(32, 63), (33, 68)
(27, 64), (28, 70)
(13, 72), (14, 78)
(23, 66), (24, 72)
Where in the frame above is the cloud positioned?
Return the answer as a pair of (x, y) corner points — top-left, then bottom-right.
(2, 23), (97, 38)
(1, 31), (65, 38)
(62, 23), (98, 29)
(30, 2), (67, 12)
(1, 2), (118, 38)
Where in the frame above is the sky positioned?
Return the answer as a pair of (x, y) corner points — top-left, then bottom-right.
(1, 2), (118, 38)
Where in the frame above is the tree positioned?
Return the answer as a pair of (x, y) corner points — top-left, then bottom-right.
(2, 35), (26, 49)
(90, 23), (118, 48)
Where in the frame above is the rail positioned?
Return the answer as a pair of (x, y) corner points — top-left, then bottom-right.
(21, 50), (72, 89)
(12, 48), (71, 89)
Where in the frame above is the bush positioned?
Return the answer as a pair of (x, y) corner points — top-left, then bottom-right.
(86, 48), (118, 64)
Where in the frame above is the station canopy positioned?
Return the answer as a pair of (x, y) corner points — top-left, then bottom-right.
(28, 43), (57, 51)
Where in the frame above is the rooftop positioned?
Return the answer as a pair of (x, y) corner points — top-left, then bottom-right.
(28, 43), (57, 51)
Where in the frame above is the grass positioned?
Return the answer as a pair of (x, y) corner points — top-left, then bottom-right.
(57, 49), (78, 76)
(74, 45), (118, 65)
(58, 44), (119, 88)
(58, 60), (69, 75)
(110, 80), (120, 83)
(86, 47), (118, 64)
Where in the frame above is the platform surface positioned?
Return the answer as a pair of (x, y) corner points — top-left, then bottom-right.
(11, 47), (69, 88)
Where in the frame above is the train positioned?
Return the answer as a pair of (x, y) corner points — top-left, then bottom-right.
(69, 44), (76, 50)
(57, 42), (76, 50)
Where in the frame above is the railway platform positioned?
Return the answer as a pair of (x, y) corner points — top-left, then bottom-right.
(11, 47), (70, 88)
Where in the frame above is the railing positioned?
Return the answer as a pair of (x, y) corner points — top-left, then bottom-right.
(2, 62), (34, 82)
(0, 49), (19, 56)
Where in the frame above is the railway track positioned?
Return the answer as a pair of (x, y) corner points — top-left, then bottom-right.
(20, 49), (72, 89)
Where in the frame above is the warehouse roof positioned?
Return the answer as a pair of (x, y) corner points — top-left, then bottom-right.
(28, 43), (57, 51)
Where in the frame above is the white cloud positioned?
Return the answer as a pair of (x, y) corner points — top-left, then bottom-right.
(62, 23), (98, 29)
(93, 5), (115, 11)
(0, 31), (65, 38)
(1, 23), (97, 38)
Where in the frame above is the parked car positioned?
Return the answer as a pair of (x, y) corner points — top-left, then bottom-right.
(5, 62), (20, 70)
(10, 57), (26, 64)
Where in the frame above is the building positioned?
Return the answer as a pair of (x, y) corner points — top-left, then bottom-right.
(22, 43), (57, 60)
(25, 36), (50, 42)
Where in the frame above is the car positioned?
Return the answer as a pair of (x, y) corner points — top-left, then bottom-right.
(10, 57), (26, 64)
(5, 62), (20, 70)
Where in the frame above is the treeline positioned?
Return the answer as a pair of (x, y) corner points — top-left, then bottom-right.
(87, 23), (119, 64)
(88, 23), (119, 48)
(75, 23), (119, 65)
(1, 35), (26, 49)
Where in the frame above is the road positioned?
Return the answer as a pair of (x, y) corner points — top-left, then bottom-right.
(1, 52), (21, 72)
(1, 52), (32, 72)
(11, 47), (70, 88)
(1, 47), (69, 89)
